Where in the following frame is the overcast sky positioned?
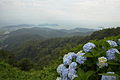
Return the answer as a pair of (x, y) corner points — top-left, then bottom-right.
(0, 0), (120, 29)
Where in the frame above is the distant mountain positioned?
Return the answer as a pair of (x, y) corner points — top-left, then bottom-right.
(0, 24), (96, 33)
(38, 24), (59, 27)
(0, 24), (60, 33)
(0, 25), (96, 50)
(0, 24), (36, 32)
(7, 27), (95, 38)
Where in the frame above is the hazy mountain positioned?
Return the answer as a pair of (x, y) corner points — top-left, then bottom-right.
(0, 24), (36, 32)
(7, 27), (95, 38)
(0, 25), (96, 50)
(38, 24), (59, 27)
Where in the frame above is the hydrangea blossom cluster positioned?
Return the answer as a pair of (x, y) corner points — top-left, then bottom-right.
(57, 64), (69, 80)
(106, 40), (118, 47)
(63, 52), (77, 65)
(106, 48), (120, 60)
(101, 72), (116, 80)
(57, 39), (119, 80)
(68, 62), (78, 80)
(97, 57), (108, 68)
(57, 51), (87, 80)
(118, 39), (120, 45)
(83, 42), (96, 52)
(76, 52), (87, 64)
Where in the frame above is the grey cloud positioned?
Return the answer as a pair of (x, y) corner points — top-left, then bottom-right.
(0, 0), (120, 28)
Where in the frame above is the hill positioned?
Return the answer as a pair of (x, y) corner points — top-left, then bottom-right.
(1, 27), (95, 50)
(10, 27), (120, 69)
(0, 34), (120, 80)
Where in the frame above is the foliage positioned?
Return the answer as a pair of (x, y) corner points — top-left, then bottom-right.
(17, 58), (34, 71)
(0, 27), (120, 80)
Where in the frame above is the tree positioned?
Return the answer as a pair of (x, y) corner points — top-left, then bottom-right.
(17, 58), (33, 71)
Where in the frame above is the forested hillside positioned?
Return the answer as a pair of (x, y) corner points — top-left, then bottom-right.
(0, 29), (120, 80)
(9, 27), (119, 69)
(0, 27), (95, 50)
(0, 27), (119, 68)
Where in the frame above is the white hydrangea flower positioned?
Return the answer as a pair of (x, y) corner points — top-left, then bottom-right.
(106, 48), (120, 60)
(101, 72), (116, 80)
(97, 56), (108, 68)
(69, 62), (77, 69)
(97, 62), (108, 68)
(118, 39), (120, 45)
(98, 57), (107, 63)
(56, 77), (61, 80)
(106, 40), (118, 47)
(68, 69), (78, 80)
(83, 42), (96, 52)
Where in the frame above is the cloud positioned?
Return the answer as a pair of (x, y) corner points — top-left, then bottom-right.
(0, 0), (120, 28)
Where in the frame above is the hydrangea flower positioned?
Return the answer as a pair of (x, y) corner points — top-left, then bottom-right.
(68, 69), (78, 80)
(68, 52), (77, 58)
(106, 48), (120, 60)
(61, 68), (69, 80)
(57, 64), (66, 74)
(63, 52), (77, 65)
(77, 51), (85, 56)
(101, 72), (116, 80)
(56, 77), (61, 80)
(83, 42), (96, 52)
(57, 64), (69, 80)
(76, 55), (87, 64)
(118, 39), (120, 45)
(106, 40), (118, 47)
(63, 58), (72, 66)
(63, 54), (72, 60)
(97, 57), (108, 68)
(69, 62), (77, 69)
(98, 57), (107, 63)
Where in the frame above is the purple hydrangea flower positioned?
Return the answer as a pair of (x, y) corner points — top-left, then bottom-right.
(118, 39), (120, 45)
(63, 58), (72, 66)
(68, 52), (77, 58)
(101, 72), (116, 80)
(57, 64), (66, 74)
(61, 68), (69, 80)
(106, 48), (120, 60)
(106, 40), (118, 47)
(63, 52), (77, 65)
(76, 55), (87, 64)
(69, 62), (77, 69)
(68, 69), (78, 80)
(57, 64), (69, 80)
(83, 42), (96, 52)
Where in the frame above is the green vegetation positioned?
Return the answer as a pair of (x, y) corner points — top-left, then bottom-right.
(0, 27), (120, 80)
(12, 27), (120, 69)
(0, 34), (120, 80)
